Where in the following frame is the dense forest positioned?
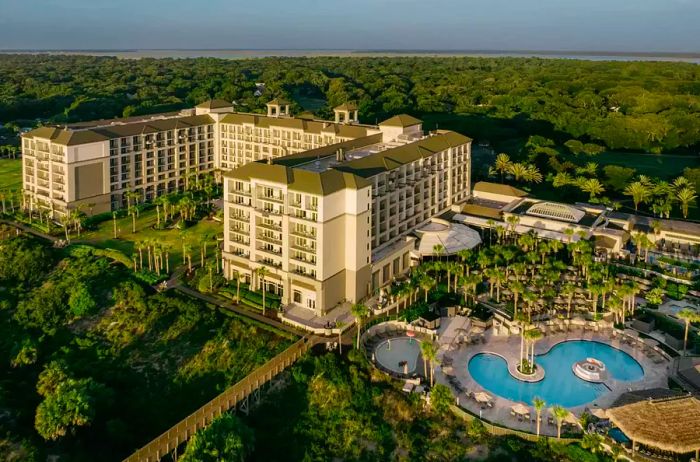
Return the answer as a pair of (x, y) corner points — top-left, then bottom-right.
(0, 235), (291, 461)
(1, 54), (700, 154)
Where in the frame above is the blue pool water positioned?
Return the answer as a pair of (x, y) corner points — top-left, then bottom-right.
(608, 427), (631, 444)
(468, 341), (644, 407)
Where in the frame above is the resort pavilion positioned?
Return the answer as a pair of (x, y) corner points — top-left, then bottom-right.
(606, 390), (700, 459)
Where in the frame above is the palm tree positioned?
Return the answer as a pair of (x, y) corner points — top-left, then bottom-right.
(350, 302), (370, 349)
(551, 405), (569, 439)
(676, 186), (697, 219)
(587, 283), (602, 318)
(510, 281), (525, 317)
(256, 267), (269, 315)
(420, 341), (438, 386)
(624, 181), (651, 211)
(232, 269), (241, 303)
(678, 309), (699, 356)
(432, 244), (445, 263)
(563, 227), (575, 244)
(462, 273), (481, 307)
(493, 153), (512, 182)
(561, 283), (576, 318)
(419, 274), (435, 303)
(523, 328), (543, 372)
(578, 178), (605, 201)
(533, 397), (546, 436)
(336, 321), (346, 355)
(112, 211), (118, 238)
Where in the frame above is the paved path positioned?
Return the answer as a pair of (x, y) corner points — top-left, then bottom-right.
(0, 218), (59, 242)
(175, 285), (307, 338)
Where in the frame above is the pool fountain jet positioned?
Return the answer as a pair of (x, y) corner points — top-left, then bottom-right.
(573, 357), (608, 382)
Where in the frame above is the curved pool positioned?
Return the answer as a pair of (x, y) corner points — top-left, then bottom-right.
(468, 341), (644, 407)
(375, 337), (421, 374)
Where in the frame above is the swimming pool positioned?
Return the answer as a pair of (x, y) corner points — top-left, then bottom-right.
(374, 337), (421, 374)
(468, 341), (644, 407)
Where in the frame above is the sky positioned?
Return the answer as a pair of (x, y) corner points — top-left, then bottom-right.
(0, 0), (699, 52)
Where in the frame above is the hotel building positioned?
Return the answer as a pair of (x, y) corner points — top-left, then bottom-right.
(222, 118), (471, 315)
(20, 99), (379, 217)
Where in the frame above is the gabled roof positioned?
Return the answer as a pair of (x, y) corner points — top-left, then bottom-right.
(225, 161), (370, 196)
(23, 114), (216, 145)
(196, 99), (232, 109)
(334, 102), (358, 111)
(379, 114), (422, 128)
(473, 181), (528, 198)
(335, 131), (471, 178)
(219, 113), (375, 139)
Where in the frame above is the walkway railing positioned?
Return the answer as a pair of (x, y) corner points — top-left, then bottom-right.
(451, 405), (581, 444)
(123, 336), (316, 462)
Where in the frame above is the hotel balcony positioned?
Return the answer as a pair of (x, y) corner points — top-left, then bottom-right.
(257, 233), (283, 245)
(290, 254), (316, 265)
(290, 227), (317, 239)
(257, 193), (284, 204)
(256, 220), (282, 232)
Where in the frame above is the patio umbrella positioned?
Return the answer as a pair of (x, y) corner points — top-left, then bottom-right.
(474, 392), (492, 403)
(511, 402), (530, 415)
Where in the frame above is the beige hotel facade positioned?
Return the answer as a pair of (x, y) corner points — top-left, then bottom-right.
(222, 119), (471, 315)
(20, 99), (379, 217)
(21, 99), (472, 315)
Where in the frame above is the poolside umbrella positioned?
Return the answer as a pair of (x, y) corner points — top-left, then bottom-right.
(474, 392), (492, 403)
(511, 402), (529, 415)
(406, 330), (416, 338)
(590, 408), (608, 419)
(643, 337), (659, 348)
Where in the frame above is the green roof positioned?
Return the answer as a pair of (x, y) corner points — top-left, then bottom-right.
(335, 131), (471, 178)
(267, 98), (291, 106)
(271, 135), (383, 168)
(473, 181), (528, 198)
(379, 114), (422, 128)
(225, 161), (370, 196)
(334, 102), (358, 111)
(23, 114), (216, 146)
(196, 99), (232, 109)
(219, 113), (374, 139)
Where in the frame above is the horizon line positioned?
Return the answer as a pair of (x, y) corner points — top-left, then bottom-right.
(1, 48), (699, 57)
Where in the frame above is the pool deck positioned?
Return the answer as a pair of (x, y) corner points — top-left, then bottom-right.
(435, 319), (671, 437)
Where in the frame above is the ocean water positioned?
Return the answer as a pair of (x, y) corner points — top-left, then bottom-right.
(1, 49), (699, 63)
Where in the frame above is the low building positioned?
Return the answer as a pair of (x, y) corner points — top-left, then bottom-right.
(456, 181), (629, 255)
(222, 118), (472, 315)
(607, 389), (700, 459)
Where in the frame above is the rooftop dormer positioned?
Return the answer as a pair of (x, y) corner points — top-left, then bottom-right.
(266, 98), (291, 118)
(334, 102), (359, 124)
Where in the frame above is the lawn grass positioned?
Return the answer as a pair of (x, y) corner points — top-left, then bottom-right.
(565, 151), (700, 180)
(0, 158), (22, 190)
(80, 207), (222, 266)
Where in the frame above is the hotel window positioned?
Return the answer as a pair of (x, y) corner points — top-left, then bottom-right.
(293, 290), (302, 303)
(307, 299), (316, 310)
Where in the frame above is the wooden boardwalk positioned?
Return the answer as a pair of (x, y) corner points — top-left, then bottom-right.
(123, 336), (317, 462)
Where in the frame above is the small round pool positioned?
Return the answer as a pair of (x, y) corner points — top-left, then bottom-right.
(374, 337), (421, 374)
(468, 340), (644, 407)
